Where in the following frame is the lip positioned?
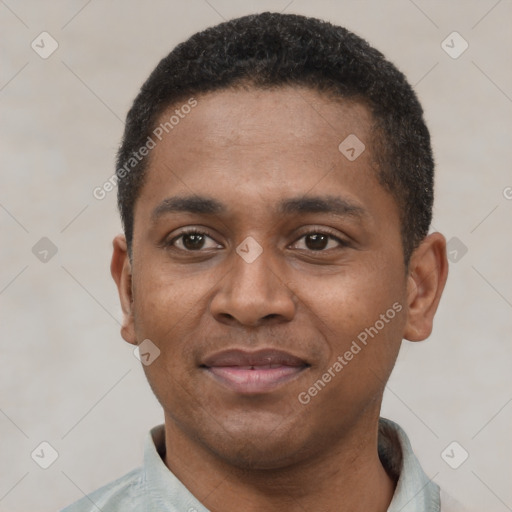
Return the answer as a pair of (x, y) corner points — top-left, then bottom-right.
(200, 349), (310, 394)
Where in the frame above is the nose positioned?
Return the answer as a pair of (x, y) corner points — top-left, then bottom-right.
(209, 245), (296, 328)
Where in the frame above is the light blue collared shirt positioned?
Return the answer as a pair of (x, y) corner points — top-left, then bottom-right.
(61, 417), (466, 512)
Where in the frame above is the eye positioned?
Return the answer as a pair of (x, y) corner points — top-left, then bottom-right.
(164, 228), (348, 253)
(166, 229), (222, 251)
(292, 231), (348, 252)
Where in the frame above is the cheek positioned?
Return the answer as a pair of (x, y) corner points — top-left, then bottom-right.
(130, 264), (211, 347)
(293, 263), (406, 379)
(293, 271), (405, 419)
(130, 270), (209, 404)
(298, 264), (402, 329)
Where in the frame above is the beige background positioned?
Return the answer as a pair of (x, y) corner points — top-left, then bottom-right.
(1, 1), (511, 511)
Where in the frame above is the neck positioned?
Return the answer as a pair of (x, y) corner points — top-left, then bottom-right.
(163, 413), (396, 512)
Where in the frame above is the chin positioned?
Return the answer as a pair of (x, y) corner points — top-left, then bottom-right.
(199, 415), (313, 470)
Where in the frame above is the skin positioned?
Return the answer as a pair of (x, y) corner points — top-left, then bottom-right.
(111, 86), (448, 512)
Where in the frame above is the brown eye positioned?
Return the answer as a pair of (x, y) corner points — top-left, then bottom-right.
(182, 233), (206, 250)
(166, 230), (222, 252)
(305, 233), (329, 250)
(293, 231), (346, 252)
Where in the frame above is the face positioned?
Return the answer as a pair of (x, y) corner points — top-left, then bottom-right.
(111, 86), (447, 470)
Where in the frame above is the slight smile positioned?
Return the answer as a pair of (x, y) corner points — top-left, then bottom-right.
(200, 348), (311, 394)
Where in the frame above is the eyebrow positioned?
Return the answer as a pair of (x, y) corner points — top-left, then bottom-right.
(151, 194), (367, 221)
(152, 196), (225, 220)
(278, 196), (366, 218)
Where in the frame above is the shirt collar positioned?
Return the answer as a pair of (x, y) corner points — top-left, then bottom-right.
(143, 418), (440, 511)
(380, 418), (441, 512)
(143, 424), (210, 512)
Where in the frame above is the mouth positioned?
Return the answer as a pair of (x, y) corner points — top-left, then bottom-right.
(200, 348), (311, 394)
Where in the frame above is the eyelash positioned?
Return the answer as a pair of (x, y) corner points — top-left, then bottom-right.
(164, 227), (349, 253)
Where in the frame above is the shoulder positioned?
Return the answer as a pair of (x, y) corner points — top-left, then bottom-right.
(440, 489), (473, 512)
(60, 466), (144, 512)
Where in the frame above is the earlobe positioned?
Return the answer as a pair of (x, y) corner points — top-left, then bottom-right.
(110, 234), (137, 345)
(403, 232), (449, 342)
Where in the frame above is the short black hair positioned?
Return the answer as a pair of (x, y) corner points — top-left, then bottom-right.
(116, 11), (434, 263)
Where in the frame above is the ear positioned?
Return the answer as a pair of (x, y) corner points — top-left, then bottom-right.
(403, 232), (449, 342)
(110, 234), (137, 345)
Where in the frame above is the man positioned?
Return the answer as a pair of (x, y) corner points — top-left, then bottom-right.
(62, 11), (463, 512)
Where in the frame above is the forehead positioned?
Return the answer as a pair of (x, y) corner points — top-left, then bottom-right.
(133, 86), (398, 233)
(144, 86), (377, 190)
(163, 86), (373, 152)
